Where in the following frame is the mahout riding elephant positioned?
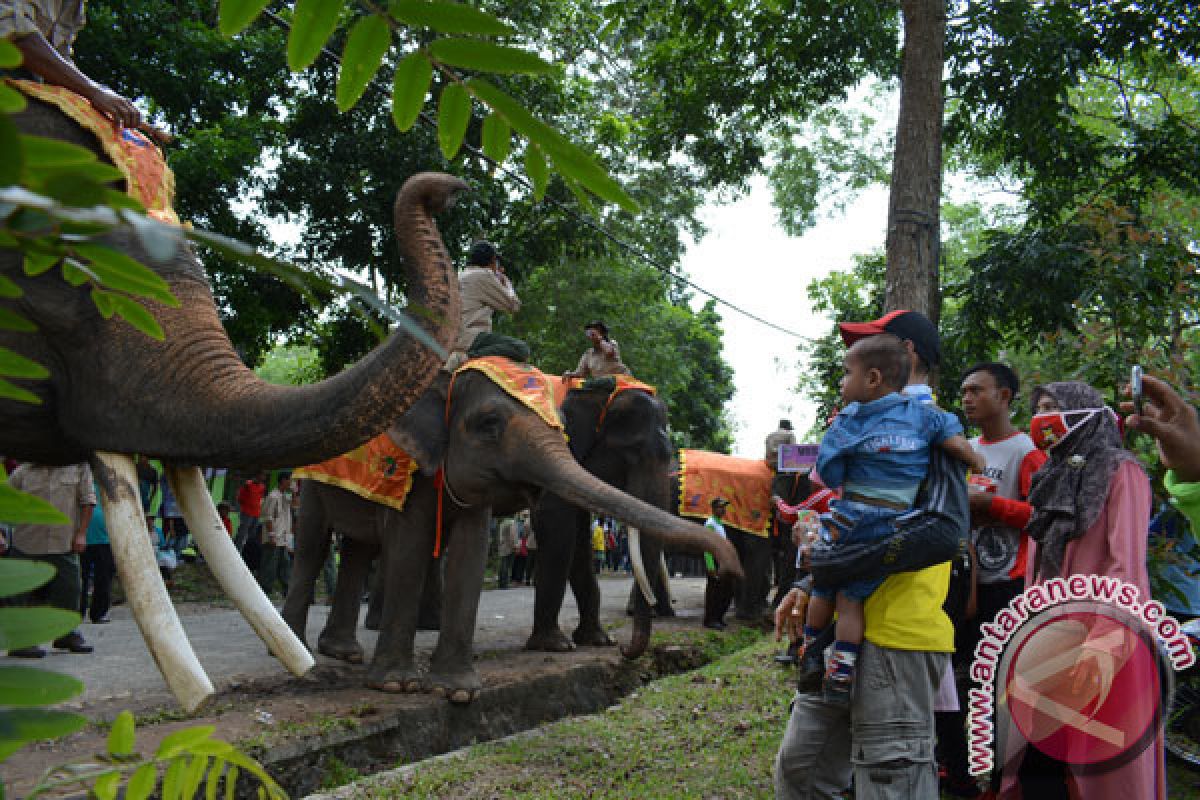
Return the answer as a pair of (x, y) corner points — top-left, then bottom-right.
(1, 97), (463, 710)
(283, 361), (741, 703)
(527, 377), (674, 658)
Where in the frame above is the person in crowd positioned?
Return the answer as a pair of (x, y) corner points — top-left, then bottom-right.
(216, 501), (233, 537)
(1126, 374), (1200, 530)
(522, 511), (537, 586)
(775, 308), (965, 799)
(7, 462), (96, 656)
(605, 523), (619, 571)
(258, 474), (293, 599)
(997, 381), (1161, 798)
(799, 334), (982, 704)
(703, 497), (734, 630)
(446, 240), (521, 371)
(234, 472), (267, 554)
(496, 514), (517, 589)
(79, 482), (113, 625)
(135, 455), (158, 513)
(149, 513), (176, 586)
(616, 523), (631, 573)
(937, 362), (1046, 797)
(1147, 494), (1200, 619)
(158, 472), (188, 556)
(562, 320), (631, 380)
(592, 518), (607, 574)
(765, 418), (797, 468)
(511, 524), (529, 585)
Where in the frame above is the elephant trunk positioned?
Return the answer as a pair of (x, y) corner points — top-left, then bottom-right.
(522, 441), (743, 583)
(72, 173), (465, 470)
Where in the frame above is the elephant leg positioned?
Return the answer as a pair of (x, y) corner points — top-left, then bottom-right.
(367, 501), (432, 694)
(526, 496), (584, 652)
(733, 530), (772, 621)
(318, 537), (375, 664)
(417, 555), (442, 630)
(364, 565), (383, 631)
(427, 508), (490, 703)
(771, 537), (798, 608)
(570, 519), (614, 647)
(282, 483), (333, 652)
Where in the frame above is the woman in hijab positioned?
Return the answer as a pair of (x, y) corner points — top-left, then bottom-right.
(998, 381), (1162, 799)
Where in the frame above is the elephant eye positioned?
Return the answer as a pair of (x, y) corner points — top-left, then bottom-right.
(468, 410), (505, 440)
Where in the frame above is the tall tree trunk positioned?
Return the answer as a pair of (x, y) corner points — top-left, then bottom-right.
(884, 0), (945, 321)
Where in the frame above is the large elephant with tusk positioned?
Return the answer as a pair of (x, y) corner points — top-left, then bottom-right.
(527, 376), (676, 659)
(1, 98), (465, 710)
(284, 359), (742, 703)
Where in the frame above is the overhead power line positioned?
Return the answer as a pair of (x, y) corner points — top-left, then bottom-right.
(262, 10), (809, 340)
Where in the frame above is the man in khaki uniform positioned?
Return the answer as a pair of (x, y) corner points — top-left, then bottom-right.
(764, 419), (796, 468)
(258, 474), (293, 599)
(8, 461), (96, 656)
(446, 241), (521, 370)
(563, 320), (631, 380)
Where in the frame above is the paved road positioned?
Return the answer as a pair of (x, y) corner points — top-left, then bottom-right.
(6, 575), (709, 714)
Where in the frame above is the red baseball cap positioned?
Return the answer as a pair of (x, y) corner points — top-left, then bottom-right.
(838, 309), (941, 368)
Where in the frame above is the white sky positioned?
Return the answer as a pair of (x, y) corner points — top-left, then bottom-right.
(683, 177), (891, 458)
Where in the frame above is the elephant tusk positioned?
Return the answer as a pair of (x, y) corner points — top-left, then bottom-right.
(94, 452), (213, 712)
(627, 527), (655, 605)
(657, 551), (672, 606)
(166, 466), (314, 678)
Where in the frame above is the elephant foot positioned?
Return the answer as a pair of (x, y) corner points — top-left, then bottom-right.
(525, 628), (577, 653)
(572, 623), (615, 648)
(317, 636), (364, 664)
(428, 667), (482, 704)
(366, 665), (422, 694)
(364, 611), (381, 631)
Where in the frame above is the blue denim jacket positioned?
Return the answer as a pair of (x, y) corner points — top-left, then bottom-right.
(817, 393), (962, 491)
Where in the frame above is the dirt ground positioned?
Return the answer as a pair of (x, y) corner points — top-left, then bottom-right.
(3, 574), (727, 797)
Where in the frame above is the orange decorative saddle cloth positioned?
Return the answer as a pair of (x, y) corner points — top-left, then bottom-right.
(456, 356), (564, 433)
(548, 374), (656, 411)
(678, 449), (774, 537)
(10, 79), (179, 224)
(294, 434), (418, 511)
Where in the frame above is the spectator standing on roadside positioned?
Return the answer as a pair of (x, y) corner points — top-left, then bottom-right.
(592, 518), (607, 574)
(496, 515), (517, 589)
(79, 483), (114, 625)
(234, 471), (267, 560)
(7, 462), (96, 656)
(523, 511), (538, 586)
(703, 498), (734, 631)
(258, 474), (293, 599)
(135, 455), (158, 512)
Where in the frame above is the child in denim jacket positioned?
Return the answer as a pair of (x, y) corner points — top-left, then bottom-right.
(802, 334), (983, 703)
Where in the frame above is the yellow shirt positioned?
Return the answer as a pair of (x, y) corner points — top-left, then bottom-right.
(592, 524), (606, 552)
(864, 562), (954, 652)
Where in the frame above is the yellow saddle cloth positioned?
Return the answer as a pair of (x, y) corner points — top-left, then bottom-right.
(456, 356), (563, 433)
(10, 79), (179, 224)
(678, 449), (774, 537)
(294, 434), (418, 511)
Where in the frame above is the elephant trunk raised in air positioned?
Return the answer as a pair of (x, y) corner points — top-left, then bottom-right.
(1, 100), (464, 469)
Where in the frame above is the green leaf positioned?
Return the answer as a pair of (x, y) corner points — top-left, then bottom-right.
(108, 710), (136, 756)
(205, 758), (225, 800)
(0, 308), (36, 332)
(336, 14), (391, 112)
(156, 726), (217, 760)
(0, 560), (55, 597)
(0, 84), (27, 113)
(0, 37), (22, 68)
(61, 259), (90, 286)
(23, 249), (60, 276)
(35, 173), (106, 207)
(162, 756), (186, 800)
(0, 114), (21, 185)
(437, 83), (471, 160)
(389, 0), (513, 35)
(109, 293), (165, 340)
(217, 0), (271, 36)
(0, 607), (80, 651)
(0, 347), (48, 379)
(545, 147), (633, 213)
(90, 288), (115, 319)
(563, 176), (598, 216)
(183, 755), (210, 798)
(70, 243), (178, 306)
(0, 274), (21, 298)
(0, 377), (40, 404)
(18, 135), (97, 168)
(481, 112), (510, 167)
(288, 0), (345, 72)
(31, 161), (124, 185)
(126, 763), (159, 800)
(428, 39), (554, 74)
(525, 144), (548, 201)
(224, 765), (240, 800)
(391, 51), (433, 132)
(93, 769), (121, 800)
(0, 666), (83, 706)
(0, 709), (87, 750)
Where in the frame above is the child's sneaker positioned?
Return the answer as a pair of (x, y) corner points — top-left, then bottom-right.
(822, 672), (853, 706)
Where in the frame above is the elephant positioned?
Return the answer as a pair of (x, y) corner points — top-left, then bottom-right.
(1, 96), (463, 709)
(671, 450), (814, 622)
(527, 379), (675, 658)
(283, 363), (743, 703)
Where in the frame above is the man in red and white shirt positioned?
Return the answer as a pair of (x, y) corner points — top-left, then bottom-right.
(939, 361), (1046, 796)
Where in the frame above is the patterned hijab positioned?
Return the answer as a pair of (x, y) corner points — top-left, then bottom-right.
(1025, 381), (1135, 581)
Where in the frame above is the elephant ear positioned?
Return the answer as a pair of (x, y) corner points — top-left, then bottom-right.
(388, 376), (449, 475)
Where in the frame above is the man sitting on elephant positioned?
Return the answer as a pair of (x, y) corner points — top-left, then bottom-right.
(446, 241), (520, 371)
(562, 319), (631, 380)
